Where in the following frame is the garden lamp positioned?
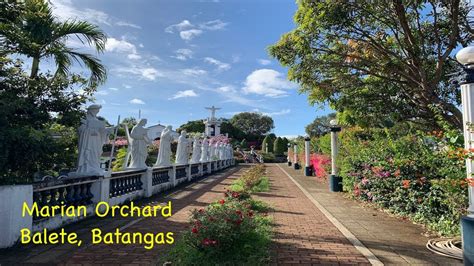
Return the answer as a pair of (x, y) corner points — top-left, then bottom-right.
(329, 119), (342, 192)
(287, 143), (292, 166)
(456, 46), (474, 265)
(304, 135), (312, 176)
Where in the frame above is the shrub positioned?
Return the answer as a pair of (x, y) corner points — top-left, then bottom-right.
(273, 137), (286, 156)
(337, 126), (467, 236)
(165, 195), (272, 265)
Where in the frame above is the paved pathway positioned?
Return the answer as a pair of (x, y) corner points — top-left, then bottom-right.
(278, 163), (462, 265)
(260, 164), (370, 265)
(1, 163), (461, 265)
(0, 167), (243, 265)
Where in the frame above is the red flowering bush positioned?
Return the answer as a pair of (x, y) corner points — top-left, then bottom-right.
(166, 198), (272, 265)
(310, 153), (331, 178)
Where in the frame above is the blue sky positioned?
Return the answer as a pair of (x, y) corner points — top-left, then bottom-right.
(46, 0), (332, 137)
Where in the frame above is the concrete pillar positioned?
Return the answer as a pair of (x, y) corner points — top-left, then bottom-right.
(287, 143), (292, 166)
(293, 144), (299, 169)
(304, 136), (312, 176)
(0, 185), (32, 248)
(329, 120), (342, 192)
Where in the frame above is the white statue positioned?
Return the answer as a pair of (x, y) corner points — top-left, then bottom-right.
(175, 130), (189, 165)
(128, 119), (151, 169)
(75, 104), (114, 176)
(200, 137), (209, 162)
(209, 140), (216, 160)
(155, 125), (173, 167)
(218, 143), (224, 160)
(190, 136), (201, 163)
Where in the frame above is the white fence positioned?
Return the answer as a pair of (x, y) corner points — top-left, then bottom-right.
(0, 159), (235, 248)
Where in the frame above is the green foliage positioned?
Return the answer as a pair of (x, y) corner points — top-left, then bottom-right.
(230, 112), (274, 136)
(0, 58), (93, 183)
(165, 165), (272, 265)
(111, 147), (128, 172)
(269, 0), (472, 129)
(240, 139), (248, 149)
(177, 120), (205, 134)
(1, 0), (107, 85)
(305, 113), (336, 137)
(261, 135), (273, 153)
(273, 137), (286, 156)
(336, 126), (467, 236)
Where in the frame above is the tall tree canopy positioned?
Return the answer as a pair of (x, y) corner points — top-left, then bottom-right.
(1, 0), (107, 85)
(305, 113), (336, 137)
(269, 0), (473, 129)
(230, 112), (274, 136)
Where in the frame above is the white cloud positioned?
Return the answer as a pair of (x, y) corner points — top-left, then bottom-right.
(169, 90), (199, 100)
(106, 37), (136, 53)
(182, 68), (207, 76)
(165, 19), (227, 41)
(180, 29), (203, 41)
(108, 87), (119, 91)
(173, 49), (193, 61)
(262, 109), (291, 116)
(258, 59), (272, 65)
(116, 21), (142, 29)
(232, 55), (241, 63)
(127, 53), (142, 60)
(217, 86), (236, 93)
(199, 19), (228, 30)
(165, 20), (194, 33)
(204, 57), (231, 71)
(242, 69), (295, 97)
(124, 84), (132, 89)
(114, 66), (163, 81)
(106, 37), (142, 60)
(96, 90), (109, 96)
(130, 98), (146, 105)
(50, 0), (111, 25)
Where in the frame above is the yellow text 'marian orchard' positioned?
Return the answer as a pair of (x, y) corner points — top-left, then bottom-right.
(22, 201), (172, 218)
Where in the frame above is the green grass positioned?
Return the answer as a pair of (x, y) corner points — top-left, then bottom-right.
(230, 176), (270, 193)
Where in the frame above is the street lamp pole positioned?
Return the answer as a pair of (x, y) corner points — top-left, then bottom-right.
(293, 143), (299, 170)
(329, 119), (342, 192)
(287, 143), (292, 166)
(456, 46), (474, 265)
(304, 136), (312, 176)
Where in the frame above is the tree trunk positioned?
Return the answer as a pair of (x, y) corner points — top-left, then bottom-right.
(30, 57), (40, 78)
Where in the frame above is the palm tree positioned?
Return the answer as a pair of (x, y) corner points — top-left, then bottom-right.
(2, 0), (107, 85)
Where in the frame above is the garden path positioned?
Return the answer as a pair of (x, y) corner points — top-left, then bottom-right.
(0, 166), (242, 265)
(278, 163), (462, 265)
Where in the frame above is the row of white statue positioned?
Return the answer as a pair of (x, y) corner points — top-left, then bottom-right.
(74, 104), (233, 177)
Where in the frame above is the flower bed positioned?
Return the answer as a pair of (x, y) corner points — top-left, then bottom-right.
(164, 165), (272, 265)
(326, 126), (468, 236)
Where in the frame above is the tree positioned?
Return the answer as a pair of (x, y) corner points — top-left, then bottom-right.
(0, 58), (93, 183)
(1, 0), (107, 85)
(177, 120), (205, 133)
(221, 119), (245, 140)
(230, 112), (274, 136)
(240, 139), (248, 149)
(261, 135), (273, 153)
(269, 0), (473, 130)
(273, 137), (286, 156)
(305, 113), (336, 137)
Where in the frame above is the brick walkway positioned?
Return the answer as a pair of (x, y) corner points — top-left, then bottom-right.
(261, 164), (370, 265)
(279, 163), (462, 265)
(0, 167), (243, 265)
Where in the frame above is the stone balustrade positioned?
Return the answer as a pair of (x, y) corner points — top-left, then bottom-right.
(0, 159), (235, 249)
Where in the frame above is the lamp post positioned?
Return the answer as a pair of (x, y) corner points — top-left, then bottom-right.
(329, 119), (342, 192)
(287, 143), (292, 166)
(304, 136), (312, 176)
(456, 46), (474, 265)
(293, 143), (299, 169)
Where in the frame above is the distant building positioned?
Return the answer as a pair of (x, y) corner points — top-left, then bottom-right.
(147, 124), (179, 140)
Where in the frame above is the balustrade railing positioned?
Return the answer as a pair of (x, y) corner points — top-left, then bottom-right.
(175, 166), (187, 179)
(191, 164), (199, 175)
(109, 171), (144, 198)
(152, 167), (171, 186)
(32, 176), (98, 221)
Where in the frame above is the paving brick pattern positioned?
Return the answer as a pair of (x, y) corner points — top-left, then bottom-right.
(261, 164), (370, 265)
(280, 163), (462, 265)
